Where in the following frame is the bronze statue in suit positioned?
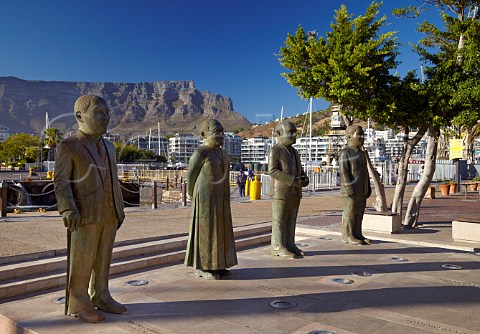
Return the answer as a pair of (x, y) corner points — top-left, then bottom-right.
(268, 121), (309, 259)
(54, 95), (127, 323)
(339, 125), (372, 245)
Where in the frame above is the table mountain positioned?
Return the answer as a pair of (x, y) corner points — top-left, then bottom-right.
(0, 76), (251, 136)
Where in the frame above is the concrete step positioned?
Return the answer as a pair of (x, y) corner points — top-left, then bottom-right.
(0, 224), (271, 300)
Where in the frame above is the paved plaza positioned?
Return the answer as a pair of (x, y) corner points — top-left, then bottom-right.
(0, 186), (479, 333)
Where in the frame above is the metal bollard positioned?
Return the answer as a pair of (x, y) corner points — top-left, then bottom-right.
(151, 181), (157, 209)
(0, 181), (7, 217)
(181, 182), (187, 207)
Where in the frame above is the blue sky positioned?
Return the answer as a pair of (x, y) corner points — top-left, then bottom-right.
(0, 0), (441, 124)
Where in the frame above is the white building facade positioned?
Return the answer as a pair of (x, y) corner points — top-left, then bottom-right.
(169, 133), (200, 163)
(241, 137), (272, 163)
(223, 132), (243, 162)
(0, 125), (11, 142)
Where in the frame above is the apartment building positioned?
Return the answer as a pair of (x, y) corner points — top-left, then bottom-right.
(0, 125), (11, 142)
(223, 132), (243, 162)
(169, 133), (200, 163)
(131, 136), (169, 157)
(241, 137), (272, 163)
(293, 135), (344, 162)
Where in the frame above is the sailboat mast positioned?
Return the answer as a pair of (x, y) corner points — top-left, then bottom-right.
(45, 112), (50, 130)
(157, 122), (161, 156)
(148, 128), (152, 150)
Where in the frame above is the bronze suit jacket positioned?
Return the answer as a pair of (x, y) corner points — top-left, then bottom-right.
(54, 131), (125, 227)
(338, 145), (371, 197)
(268, 143), (305, 200)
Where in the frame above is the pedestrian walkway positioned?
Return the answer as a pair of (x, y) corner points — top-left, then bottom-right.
(0, 187), (479, 333)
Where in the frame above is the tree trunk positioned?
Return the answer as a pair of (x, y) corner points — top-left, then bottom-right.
(391, 125), (428, 215)
(364, 148), (387, 212)
(466, 122), (480, 163)
(403, 126), (439, 228)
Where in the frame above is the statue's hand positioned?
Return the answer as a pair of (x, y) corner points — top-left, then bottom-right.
(299, 175), (309, 187)
(346, 188), (354, 198)
(292, 177), (302, 189)
(62, 210), (81, 232)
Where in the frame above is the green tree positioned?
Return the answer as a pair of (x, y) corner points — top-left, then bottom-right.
(0, 134), (40, 164)
(278, 1), (400, 211)
(394, 1), (480, 227)
(43, 127), (63, 161)
(278, 2), (399, 124)
(114, 143), (141, 162)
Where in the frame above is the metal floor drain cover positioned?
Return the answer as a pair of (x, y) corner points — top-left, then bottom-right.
(125, 279), (149, 286)
(441, 264), (463, 270)
(269, 300), (297, 309)
(296, 243), (308, 247)
(319, 237), (332, 240)
(52, 296), (65, 304)
(391, 257), (408, 262)
(309, 331), (337, 334)
(332, 278), (354, 284)
(352, 271), (372, 277)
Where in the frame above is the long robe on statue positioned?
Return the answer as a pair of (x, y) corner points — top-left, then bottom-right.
(184, 145), (238, 270)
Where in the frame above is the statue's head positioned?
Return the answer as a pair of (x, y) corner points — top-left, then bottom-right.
(199, 118), (224, 148)
(74, 95), (110, 138)
(275, 121), (297, 147)
(345, 125), (364, 148)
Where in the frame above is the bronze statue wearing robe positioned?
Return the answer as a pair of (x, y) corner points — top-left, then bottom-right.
(184, 119), (237, 279)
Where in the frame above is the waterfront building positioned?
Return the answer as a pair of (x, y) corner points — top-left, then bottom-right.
(241, 137), (272, 163)
(0, 125), (11, 142)
(330, 105), (346, 130)
(169, 133), (200, 163)
(223, 132), (243, 162)
(131, 136), (169, 157)
(293, 135), (344, 163)
(474, 138), (480, 164)
(103, 132), (121, 143)
(384, 138), (404, 160)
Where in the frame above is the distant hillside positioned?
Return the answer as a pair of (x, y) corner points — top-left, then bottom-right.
(238, 109), (332, 138)
(0, 76), (251, 136)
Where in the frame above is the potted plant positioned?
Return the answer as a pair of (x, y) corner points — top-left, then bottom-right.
(449, 179), (458, 194)
(470, 177), (480, 191)
(440, 180), (450, 196)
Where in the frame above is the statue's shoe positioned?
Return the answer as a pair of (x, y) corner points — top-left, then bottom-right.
(272, 249), (298, 259)
(362, 238), (372, 245)
(217, 269), (232, 277)
(342, 237), (363, 245)
(93, 297), (127, 314)
(73, 308), (105, 323)
(289, 246), (305, 256)
(195, 269), (220, 280)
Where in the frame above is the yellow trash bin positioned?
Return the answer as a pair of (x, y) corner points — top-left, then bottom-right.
(249, 176), (262, 201)
(245, 179), (250, 196)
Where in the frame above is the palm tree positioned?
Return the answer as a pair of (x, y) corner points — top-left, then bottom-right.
(43, 128), (63, 161)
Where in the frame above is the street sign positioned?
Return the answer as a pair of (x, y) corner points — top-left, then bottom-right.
(449, 139), (464, 160)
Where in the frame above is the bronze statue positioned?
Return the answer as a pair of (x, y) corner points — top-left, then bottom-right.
(184, 118), (238, 279)
(268, 121), (309, 258)
(339, 125), (372, 245)
(54, 95), (127, 323)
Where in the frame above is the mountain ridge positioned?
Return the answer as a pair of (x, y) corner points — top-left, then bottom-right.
(0, 76), (251, 136)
